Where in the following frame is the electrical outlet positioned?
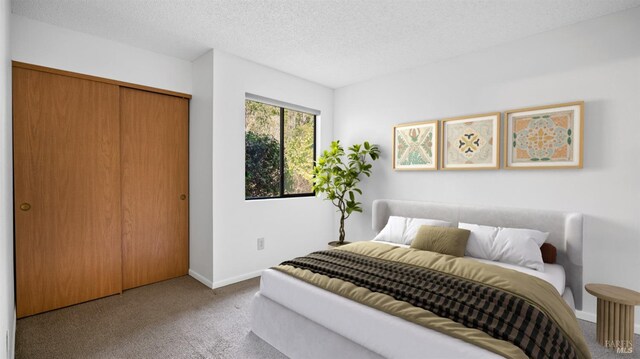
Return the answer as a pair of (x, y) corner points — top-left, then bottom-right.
(257, 237), (265, 251)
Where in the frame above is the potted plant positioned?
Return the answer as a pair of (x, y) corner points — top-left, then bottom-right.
(312, 140), (380, 248)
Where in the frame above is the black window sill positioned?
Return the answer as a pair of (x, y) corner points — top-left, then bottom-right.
(245, 193), (316, 201)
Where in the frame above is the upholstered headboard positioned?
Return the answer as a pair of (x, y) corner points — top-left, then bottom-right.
(372, 199), (584, 310)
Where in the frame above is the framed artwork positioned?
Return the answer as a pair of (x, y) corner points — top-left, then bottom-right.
(504, 101), (583, 169)
(393, 120), (439, 170)
(440, 113), (500, 170)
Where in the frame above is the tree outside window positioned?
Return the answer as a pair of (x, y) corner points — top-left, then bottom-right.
(245, 99), (316, 199)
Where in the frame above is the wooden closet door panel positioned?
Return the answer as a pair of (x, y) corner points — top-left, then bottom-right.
(121, 88), (189, 289)
(13, 68), (122, 318)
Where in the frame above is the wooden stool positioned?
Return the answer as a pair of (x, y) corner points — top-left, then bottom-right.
(585, 283), (640, 353)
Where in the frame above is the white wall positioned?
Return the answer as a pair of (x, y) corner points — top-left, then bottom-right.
(11, 14), (192, 94)
(189, 50), (214, 287)
(0, 1), (14, 358)
(212, 50), (334, 287)
(334, 7), (640, 328)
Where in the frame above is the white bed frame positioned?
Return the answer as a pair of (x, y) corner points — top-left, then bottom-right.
(251, 199), (584, 358)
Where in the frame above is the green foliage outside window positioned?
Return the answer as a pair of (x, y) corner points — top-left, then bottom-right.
(284, 109), (314, 194)
(245, 131), (280, 198)
(245, 99), (316, 199)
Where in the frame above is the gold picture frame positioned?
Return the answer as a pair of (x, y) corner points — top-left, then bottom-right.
(440, 112), (501, 170)
(393, 120), (439, 171)
(504, 101), (584, 169)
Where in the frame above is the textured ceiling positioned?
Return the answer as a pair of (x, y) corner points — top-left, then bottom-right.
(11, 0), (640, 88)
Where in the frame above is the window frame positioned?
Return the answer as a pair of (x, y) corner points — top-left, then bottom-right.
(245, 99), (317, 201)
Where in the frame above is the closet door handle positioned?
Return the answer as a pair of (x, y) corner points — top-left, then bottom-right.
(180, 194), (187, 200)
(20, 203), (31, 211)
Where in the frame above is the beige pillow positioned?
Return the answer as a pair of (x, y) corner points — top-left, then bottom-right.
(410, 225), (470, 257)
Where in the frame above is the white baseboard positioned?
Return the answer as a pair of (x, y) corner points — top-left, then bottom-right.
(190, 269), (264, 289)
(212, 270), (263, 289)
(575, 310), (597, 324)
(188, 269), (214, 289)
(576, 310), (640, 334)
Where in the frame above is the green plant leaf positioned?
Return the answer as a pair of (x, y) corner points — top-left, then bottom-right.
(312, 140), (379, 226)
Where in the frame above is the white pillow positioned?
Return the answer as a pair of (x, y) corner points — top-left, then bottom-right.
(493, 234), (545, 271)
(459, 222), (549, 271)
(374, 216), (453, 245)
(496, 227), (548, 247)
(494, 228), (548, 271)
(458, 223), (499, 260)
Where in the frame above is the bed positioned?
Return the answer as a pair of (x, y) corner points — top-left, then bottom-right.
(251, 199), (587, 358)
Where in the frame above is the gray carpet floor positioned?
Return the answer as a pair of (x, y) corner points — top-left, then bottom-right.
(16, 275), (640, 358)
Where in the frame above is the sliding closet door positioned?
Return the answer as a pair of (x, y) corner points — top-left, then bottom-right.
(121, 88), (189, 289)
(13, 68), (122, 318)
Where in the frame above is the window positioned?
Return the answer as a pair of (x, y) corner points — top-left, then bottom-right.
(245, 97), (317, 200)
